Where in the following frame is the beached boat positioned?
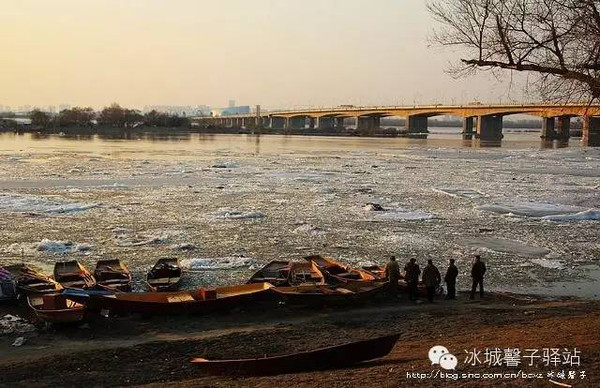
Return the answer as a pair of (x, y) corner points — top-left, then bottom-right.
(27, 293), (85, 323)
(271, 281), (387, 306)
(94, 259), (132, 291)
(147, 258), (182, 291)
(287, 261), (326, 286)
(247, 260), (291, 286)
(191, 333), (401, 376)
(5, 264), (62, 295)
(361, 265), (442, 296)
(306, 255), (378, 284)
(53, 261), (96, 289)
(63, 282), (273, 315)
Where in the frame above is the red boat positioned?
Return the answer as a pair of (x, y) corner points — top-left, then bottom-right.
(65, 282), (273, 315)
(192, 333), (400, 376)
(28, 293), (85, 323)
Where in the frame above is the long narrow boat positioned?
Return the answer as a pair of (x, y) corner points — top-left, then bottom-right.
(306, 255), (378, 284)
(191, 333), (401, 376)
(271, 281), (387, 306)
(53, 261), (95, 289)
(247, 260), (291, 286)
(6, 264), (62, 295)
(361, 265), (442, 296)
(27, 293), (85, 323)
(94, 259), (132, 291)
(146, 258), (182, 291)
(63, 282), (273, 315)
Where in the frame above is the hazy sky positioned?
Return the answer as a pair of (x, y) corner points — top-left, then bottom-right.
(1, 0), (531, 110)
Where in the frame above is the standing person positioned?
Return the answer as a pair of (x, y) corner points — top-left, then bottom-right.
(404, 258), (421, 301)
(470, 255), (486, 299)
(444, 259), (459, 300)
(384, 255), (400, 298)
(422, 259), (441, 303)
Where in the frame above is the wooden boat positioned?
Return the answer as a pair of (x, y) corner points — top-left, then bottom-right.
(5, 264), (62, 295)
(191, 333), (401, 376)
(271, 281), (387, 306)
(53, 261), (95, 289)
(63, 282), (273, 315)
(361, 265), (442, 296)
(146, 258), (182, 291)
(94, 259), (132, 291)
(306, 255), (378, 284)
(287, 261), (325, 286)
(247, 260), (291, 286)
(27, 293), (85, 323)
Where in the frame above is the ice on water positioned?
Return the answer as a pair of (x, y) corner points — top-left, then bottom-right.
(0, 193), (98, 215)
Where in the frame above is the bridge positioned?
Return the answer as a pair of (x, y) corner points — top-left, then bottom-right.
(193, 103), (600, 146)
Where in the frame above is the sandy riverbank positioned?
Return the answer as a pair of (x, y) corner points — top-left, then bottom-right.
(1, 292), (598, 387)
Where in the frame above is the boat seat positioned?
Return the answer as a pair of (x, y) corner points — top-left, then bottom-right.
(334, 288), (355, 294)
(101, 279), (127, 284)
(166, 294), (194, 303)
(149, 277), (170, 284)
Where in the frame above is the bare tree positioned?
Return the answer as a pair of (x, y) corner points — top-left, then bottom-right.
(428, 0), (600, 102)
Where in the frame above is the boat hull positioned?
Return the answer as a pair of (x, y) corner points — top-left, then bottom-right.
(192, 333), (400, 376)
(65, 284), (273, 315)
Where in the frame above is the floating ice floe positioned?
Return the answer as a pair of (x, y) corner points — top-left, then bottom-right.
(181, 257), (256, 271)
(292, 224), (325, 236)
(0, 193), (99, 215)
(210, 208), (266, 220)
(531, 258), (566, 270)
(171, 243), (197, 251)
(1, 314), (36, 336)
(478, 201), (599, 222)
(464, 237), (550, 257)
(540, 209), (600, 222)
(114, 230), (183, 247)
(434, 188), (485, 199)
(36, 239), (92, 253)
(368, 206), (434, 221)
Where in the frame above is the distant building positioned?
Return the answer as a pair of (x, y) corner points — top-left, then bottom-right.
(142, 105), (210, 116)
(211, 105), (251, 117)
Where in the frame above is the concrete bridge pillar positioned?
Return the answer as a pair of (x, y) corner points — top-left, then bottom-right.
(541, 117), (556, 139)
(556, 116), (571, 139)
(308, 117), (315, 129)
(582, 116), (600, 146)
(406, 116), (428, 134)
(477, 115), (503, 140)
(335, 117), (345, 130)
(316, 117), (334, 130)
(462, 117), (474, 135)
(356, 116), (371, 134)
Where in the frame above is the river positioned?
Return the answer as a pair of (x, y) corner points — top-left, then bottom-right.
(0, 130), (598, 299)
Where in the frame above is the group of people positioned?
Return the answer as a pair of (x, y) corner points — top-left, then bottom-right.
(384, 255), (487, 302)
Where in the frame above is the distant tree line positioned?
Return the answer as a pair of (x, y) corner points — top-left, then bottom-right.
(28, 103), (191, 129)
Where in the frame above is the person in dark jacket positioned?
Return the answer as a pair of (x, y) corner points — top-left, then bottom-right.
(444, 259), (459, 300)
(404, 258), (421, 301)
(384, 255), (401, 298)
(470, 255), (486, 299)
(422, 259), (441, 303)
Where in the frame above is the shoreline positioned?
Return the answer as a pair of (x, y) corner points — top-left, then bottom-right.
(1, 291), (598, 387)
